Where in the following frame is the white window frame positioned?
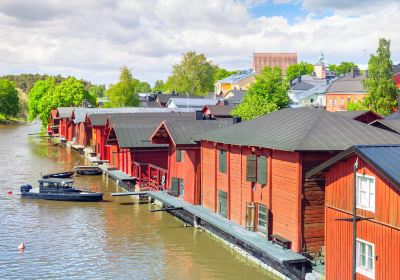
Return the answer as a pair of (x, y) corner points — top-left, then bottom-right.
(356, 173), (375, 212)
(356, 238), (375, 279)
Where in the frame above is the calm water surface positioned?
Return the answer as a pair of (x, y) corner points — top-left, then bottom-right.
(0, 122), (278, 280)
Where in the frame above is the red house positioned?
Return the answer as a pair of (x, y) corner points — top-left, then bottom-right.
(306, 145), (400, 280)
(56, 107), (76, 140)
(198, 108), (400, 254)
(151, 119), (233, 205)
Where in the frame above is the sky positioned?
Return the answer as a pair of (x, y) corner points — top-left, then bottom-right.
(0, 0), (399, 86)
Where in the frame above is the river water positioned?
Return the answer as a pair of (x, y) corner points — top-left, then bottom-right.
(0, 122), (278, 280)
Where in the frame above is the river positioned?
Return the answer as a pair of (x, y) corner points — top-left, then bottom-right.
(0, 122), (278, 280)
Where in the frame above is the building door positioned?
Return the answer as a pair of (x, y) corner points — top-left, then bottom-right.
(218, 190), (227, 218)
(257, 204), (269, 236)
(245, 202), (255, 231)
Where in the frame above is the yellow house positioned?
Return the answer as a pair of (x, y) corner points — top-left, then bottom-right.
(214, 70), (255, 95)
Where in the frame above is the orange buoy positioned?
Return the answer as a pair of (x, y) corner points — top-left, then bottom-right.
(18, 243), (25, 250)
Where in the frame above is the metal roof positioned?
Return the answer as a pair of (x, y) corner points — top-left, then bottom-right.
(224, 90), (246, 104)
(57, 107), (76, 118)
(370, 119), (400, 134)
(109, 112), (195, 126)
(113, 124), (167, 148)
(166, 98), (217, 108)
(334, 110), (383, 120)
(326, 73), (366, 94)
(385, 111), (400, 120)
(200, 107), (400, 151)
(202, 105), (234, 117)
(290, 81), (315, 91)
(218, 70), (254, 83)
(306, 145), (400, 191)
(157, 119), (234, 145)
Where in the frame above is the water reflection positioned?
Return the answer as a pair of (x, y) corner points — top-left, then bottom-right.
(0, 122), (277, 280)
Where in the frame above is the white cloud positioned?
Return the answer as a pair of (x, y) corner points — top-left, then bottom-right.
(0, 0), (399, 86)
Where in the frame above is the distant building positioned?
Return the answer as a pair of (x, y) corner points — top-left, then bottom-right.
(166, 97), (217, 109)
(223, 89), (246, 105)
(253, 53), (297, 75)
(214, 70), (255, 96)
(289, 76), (333, 108)
(325, 69), (366, 112)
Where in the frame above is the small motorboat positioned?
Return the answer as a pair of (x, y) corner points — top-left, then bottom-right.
(42, 171), (75, 179)
(20, 178), (103, 202)
(74, 166), (103, 176)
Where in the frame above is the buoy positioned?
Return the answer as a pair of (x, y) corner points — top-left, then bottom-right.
(18, 243), (25, 250)
(7, 191), (12, 195)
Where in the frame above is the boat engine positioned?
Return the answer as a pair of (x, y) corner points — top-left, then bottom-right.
(20, 184), (32, 193)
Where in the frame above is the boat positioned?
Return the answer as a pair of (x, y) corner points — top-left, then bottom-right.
(42, 171), (75, 179)
(20, 178), (103, 202)
(74, 166), (103, 176)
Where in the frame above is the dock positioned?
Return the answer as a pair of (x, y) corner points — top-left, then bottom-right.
(111, 190), (307, 279)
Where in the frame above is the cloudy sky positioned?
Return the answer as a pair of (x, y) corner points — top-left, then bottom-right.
(0, 0), (399, 86)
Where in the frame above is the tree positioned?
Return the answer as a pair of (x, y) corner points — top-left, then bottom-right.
(28, 78), (55, 122)
(347, 101), (368, 111)
(329, 62), (358, 76)
(0, 79), (19, 117)
(164, 51), (217, 95)
(152, 80), (164, 93)
(285, 61), (314, 82)
(137, 81), (151, 93)
(363, 38), (399, 115)
(232, 66), (289, 120)
(89, 84), (106, 98)
(214, 68), (237, 82)
(105, 66), (140, 107)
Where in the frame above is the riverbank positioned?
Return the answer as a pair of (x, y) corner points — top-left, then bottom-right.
(0, 114), (26, 125)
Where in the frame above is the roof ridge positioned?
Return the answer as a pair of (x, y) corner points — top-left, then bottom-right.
(294, 108), (325, 150)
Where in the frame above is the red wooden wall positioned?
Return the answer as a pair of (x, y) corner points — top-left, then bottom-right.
(325, 155), (400, 280)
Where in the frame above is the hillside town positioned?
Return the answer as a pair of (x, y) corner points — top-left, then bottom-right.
(1, 1), (400, 280)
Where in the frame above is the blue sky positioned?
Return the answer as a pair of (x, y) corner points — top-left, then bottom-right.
(0, 0), (399, 85)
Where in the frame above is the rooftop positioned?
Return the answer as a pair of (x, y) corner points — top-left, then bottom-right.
(202, 105), (235, 117)
(326, 72), (366, 94)
(200, 107), (400, 151)
(218, 70), (254, 84)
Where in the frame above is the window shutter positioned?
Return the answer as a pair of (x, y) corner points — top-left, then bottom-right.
(171, 177), (179, 196)
(257, 156), (267, 185)
(246, 155), (257, 182)
(179, 179), (184, 197)
(219, 150), (227, 173)
(176, 149), (181, 162)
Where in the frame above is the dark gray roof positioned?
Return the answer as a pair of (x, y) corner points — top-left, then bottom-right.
(394, 64), (400, 74)
(326, 73), (366, 94)
(370, 119), (400, 133)
(306, 145), (400, 191)
(57, 107), (76, 118)
(385, 111), (400, 120)
(333, 110), (383, 120)
(203, 105), (234, 117)
(225, 90), (246, 104)
(159, 119), (233, 145)
(113, 124), (167, 148)
(200, 107), (400, 151)
(109, 112), (195, 126)
(290, 82), (315, 91)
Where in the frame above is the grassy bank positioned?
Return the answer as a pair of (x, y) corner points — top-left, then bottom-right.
(0, 114), (26, 125)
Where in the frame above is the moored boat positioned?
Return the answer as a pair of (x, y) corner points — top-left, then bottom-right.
(20, 178), (103, 202)
(74, 166), (103, 176)
(42, 171), (75, 179)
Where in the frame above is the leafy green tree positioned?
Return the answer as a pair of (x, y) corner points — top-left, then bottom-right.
(106, 66), (140, 107)
(52, 77), (96, 108)
(232, 66), (289, 120)
(0, 79), (19, 117)
(286, 61), (314, 82)
(137, 81), (151, 93)
(214, 68), (237, 82)
(363, 38), (399, 115)
(164, 51), (217, 95)
(152, 80), (164, 93)
(28, 78), (56, 122)
(89, 84), (106, 98)
(329, 62), (358, 76)
(347, 101), (368, 111)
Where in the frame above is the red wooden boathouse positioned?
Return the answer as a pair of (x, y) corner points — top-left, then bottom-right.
(307, 145), (400, 280)
(198, 108), (400, 254)
(151, 119), (233, 205)
(56, 107), (76, 140)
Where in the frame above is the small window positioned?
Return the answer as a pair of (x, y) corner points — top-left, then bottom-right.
(176, 149), (184, 162)
(333, 98), (337, 107)
(356, 174), (375, 212)
(219, 150), (227, 173)
(257, 204), (268, 234)
(257, 156), (267, 185)
(179, 179), (184, 197)
(356, 239), (375, 279)
(341, 98), (345, 107)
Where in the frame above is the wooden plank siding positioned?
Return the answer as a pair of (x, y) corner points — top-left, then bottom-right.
(201, 141), (217, 211)
(325, 155), (400, 280)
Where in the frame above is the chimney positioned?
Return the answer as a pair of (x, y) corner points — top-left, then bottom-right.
(233, 116), (242, 124)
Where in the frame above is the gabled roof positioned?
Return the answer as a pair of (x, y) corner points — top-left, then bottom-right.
(202, 105), (234, 117)
(109, 112), (195, 126)
(152, 119), (234, 146)
(167, 98), (217, 108)
(291, 82), (315, 91)
(334, 110), (382, 121)
(306, 145), (400, 191)
(224, 90), (246, 104)
(218, 70), (254, 83)
(57, 107), (76, 119)
(200, 107), (400, 151)
(112, 123), (167, 148)
(326, 73), (366, 94)
(370, 119), (400, 134)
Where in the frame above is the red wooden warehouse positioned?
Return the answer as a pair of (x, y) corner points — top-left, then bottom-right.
(198, 108), (400, 254)
(151, 119), (233, 205)
(56, 107), (75, 140)
(307, 145), (400, 280)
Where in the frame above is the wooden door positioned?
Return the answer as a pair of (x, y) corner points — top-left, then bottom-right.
(218, 190), (227, 218)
